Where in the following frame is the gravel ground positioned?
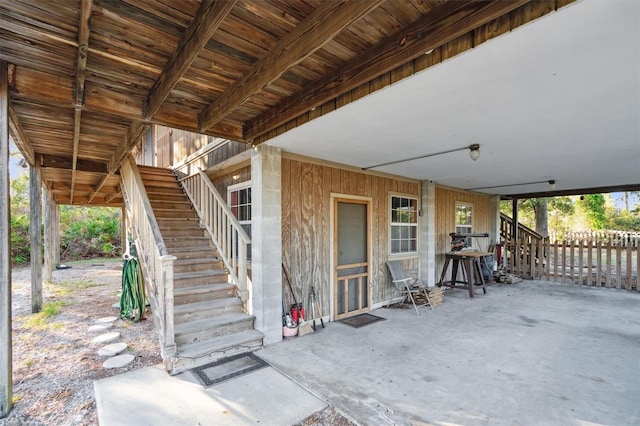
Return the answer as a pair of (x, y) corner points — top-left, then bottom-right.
(1, 259), (160, 426)
(1, 259), (355, 426)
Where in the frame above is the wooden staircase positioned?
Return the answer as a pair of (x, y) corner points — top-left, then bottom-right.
(137, 165), (263, 374)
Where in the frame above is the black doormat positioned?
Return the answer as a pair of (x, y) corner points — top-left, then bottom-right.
(340, 313), (386, 329)
(191, 352), (268, 387)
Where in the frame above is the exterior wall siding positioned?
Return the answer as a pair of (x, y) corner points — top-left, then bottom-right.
(210, 165), (251, 203)
(282, 157), (420, 318)
(434, 186), (493, 281)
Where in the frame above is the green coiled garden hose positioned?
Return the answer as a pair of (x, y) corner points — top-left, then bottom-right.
(120, 257), (146, 322)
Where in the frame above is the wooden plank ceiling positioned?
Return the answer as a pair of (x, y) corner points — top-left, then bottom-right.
(0, 0), (566, 206)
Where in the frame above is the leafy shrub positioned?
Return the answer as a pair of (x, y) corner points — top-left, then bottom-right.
(59, 207), (121, 260)
(9, 170), (122, 263)
(10, 213), (30, 264)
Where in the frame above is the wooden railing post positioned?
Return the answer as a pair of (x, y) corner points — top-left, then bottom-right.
(160, 255), (177, 368)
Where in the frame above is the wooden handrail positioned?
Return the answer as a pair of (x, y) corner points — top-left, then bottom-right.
(180, 169), (251, 303)
(500, 213), (544, 242)
(120, 155), (176, 370)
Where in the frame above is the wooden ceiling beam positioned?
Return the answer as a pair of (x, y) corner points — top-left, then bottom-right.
(87, 173), (111, 204)
(7, 102), (36, 167)
(245, 0), (531, 140)
(105, 189), (121, 204)
(74, 0), (92, 108)
(502, 184), (640, 200)
(70, 108), (81, 204)
(198, 0), (385, 132)
(144, 0), (236, 120)
(108, 120), (149, 174)
(70, 0), (93, 203)
(38, 154), (108, 174)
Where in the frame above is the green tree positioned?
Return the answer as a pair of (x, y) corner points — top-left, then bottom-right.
(576, 194), (606, 230)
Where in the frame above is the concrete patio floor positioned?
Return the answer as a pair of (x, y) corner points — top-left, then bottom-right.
(96, 280), (640, 425)
(259, 280), (640, 425)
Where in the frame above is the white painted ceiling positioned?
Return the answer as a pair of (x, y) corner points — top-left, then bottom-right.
(269, 0), (640, 196)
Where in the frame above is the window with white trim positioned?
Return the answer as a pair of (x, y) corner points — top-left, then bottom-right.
(390, 195), (418, 255)
(228, 181), (252, 253)
(455, 202), (473, 247)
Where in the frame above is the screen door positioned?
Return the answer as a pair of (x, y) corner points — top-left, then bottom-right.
(334, 199), (370, 320)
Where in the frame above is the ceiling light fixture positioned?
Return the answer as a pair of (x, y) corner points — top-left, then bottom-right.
(467, 179), (557, 191)
(362, 144), (481, 171)
(469, 144), (480, 161)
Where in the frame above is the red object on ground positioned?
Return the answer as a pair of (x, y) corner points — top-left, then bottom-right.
(291, 306), (305, 323)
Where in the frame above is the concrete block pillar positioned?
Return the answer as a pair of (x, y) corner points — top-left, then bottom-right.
(251, 144), (282, 345)
(419, 180), (436, 286)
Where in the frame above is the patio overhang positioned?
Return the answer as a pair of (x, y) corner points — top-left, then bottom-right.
(4, 0), (628, 207)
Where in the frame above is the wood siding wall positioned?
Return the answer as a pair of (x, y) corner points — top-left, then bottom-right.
(435, 186), (492, 281)
(210, 165), (251, 204)
(282, 157), (419, 318)
(136, 125), (249, 174)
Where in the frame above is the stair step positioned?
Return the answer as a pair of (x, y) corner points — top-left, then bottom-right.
(138, 166), (175, 176)
(150, 200), (194, 210)
(143, 179), (182, 189)
(139, 172), (178, 182)
(174, 297), (243, 323)
(146, 187), (185, 196)
(174, 312), (255, 345)
(153, 208), (198, 219)
(156, 218), (201, 227)
(164, 237), (212, 248)
(169, 247), (219, 259)
(161, 227), (206, 238)
(174, 257), (225, 273)
(174, 282), (234, 304)
(172, 329), (264, 374)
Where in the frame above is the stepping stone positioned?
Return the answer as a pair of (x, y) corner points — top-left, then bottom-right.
(112, 303), (120, 309)
(92, 332), (120, 344)
(103, 354), (135, 369)
(98, 342), (128, 357)
(95, 316), (118, 324)
(88, 323), (113, 333)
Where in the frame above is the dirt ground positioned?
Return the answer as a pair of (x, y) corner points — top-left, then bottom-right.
(1, 259), (160, 426)
(1, 260), (354, 426)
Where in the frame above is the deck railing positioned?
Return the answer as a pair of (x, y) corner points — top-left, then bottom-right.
(504, 238), (639, 291)
(121, 155), (177, 368)
(180, 169), (251, 303)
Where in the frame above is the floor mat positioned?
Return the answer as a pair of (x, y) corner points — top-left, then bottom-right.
(191, 352), (268, 387)
(340, 313), (386, 329)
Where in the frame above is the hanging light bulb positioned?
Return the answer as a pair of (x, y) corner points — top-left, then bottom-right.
(548, 180), (556, 190)
(469, 144), (480, 161)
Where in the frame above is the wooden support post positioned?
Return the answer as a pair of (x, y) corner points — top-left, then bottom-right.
(43, 186), (58, 283)
(121, 205), (128, 256)
(1, 59), (13, 418)
(54, 201), (60, 266)
(511, 199), (518, 243)
(30, 165), (43, 313)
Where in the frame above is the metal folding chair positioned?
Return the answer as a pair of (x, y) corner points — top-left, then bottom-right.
(386, 260), (433, 315)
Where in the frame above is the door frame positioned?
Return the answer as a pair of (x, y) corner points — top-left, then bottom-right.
(330, 193), (372, 320)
